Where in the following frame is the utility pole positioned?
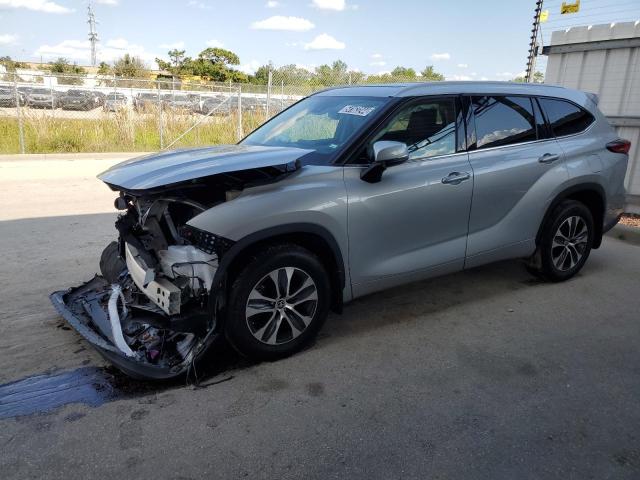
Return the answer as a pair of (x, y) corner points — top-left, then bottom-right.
(525, 0), (544, 83)
(88, 2), (99, 67)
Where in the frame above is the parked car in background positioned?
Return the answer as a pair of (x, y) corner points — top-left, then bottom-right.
(0, 87), (22, 107)
(134, 92), (159, 111)
(59, 90), (97, 111)
(163, 94), (199, 113)
(197, 95), (233, 115)
(25, 88), (58, 109)
(52, 82), (629, 380)
(103, 92), (129, 112)
(92, 91), (106, 107)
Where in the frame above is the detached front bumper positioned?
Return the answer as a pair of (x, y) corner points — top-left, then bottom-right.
(50, 276), (213, 380)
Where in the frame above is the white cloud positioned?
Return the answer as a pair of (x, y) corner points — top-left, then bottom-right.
(159, 41), (185, 50)
(480, 76), (489, 81)
(206, 39), (224, 48)
(369, 60), (386, 67)
(0, 33), (18, 45)
(251, 15), (314, 31)
(495, 71), (525, 79)
(370, 53), (383, 59)
(457, 63), (468, 68)
(95, 0), (118, 5)
(238, 59), (262, 75)
(311, 0), (345, 10)
(265, 0), (280, 6)
(448, 74), (472, 81)
(0, 0), (72, 13)
(35, 37), (156, 64)
(187, 0), (211, 9)
(430, 52), (450, 61)
(304, 33), (345, 50)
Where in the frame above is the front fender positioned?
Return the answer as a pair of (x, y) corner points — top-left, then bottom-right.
(187, 165), (351, 299)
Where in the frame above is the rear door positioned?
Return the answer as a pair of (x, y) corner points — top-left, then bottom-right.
(465, 95), (569, 267)
(344, 96), (474, 297)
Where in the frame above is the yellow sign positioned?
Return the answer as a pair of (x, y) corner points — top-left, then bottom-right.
(540, 9), (549, 22)
(561, 0), (580, 14)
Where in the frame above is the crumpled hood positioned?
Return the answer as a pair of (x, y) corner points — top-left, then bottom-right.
(98, 144), (313, 191)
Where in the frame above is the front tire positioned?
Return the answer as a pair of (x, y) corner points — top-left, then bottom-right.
(225, 244), (331, 360)
(530, 200), (594, 282)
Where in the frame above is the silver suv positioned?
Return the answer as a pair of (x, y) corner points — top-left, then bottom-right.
(52, 82), (630, 379)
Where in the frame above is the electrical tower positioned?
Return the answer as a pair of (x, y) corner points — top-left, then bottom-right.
(88, 2), (99, 66)
(525, 0), (544, 83)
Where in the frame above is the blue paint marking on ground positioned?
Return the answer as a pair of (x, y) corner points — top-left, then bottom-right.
(0, 368), (121, 419)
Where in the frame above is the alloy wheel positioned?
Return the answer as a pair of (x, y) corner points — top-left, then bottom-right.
(245, 267), (318, 345)
(551, 215), (589, 271)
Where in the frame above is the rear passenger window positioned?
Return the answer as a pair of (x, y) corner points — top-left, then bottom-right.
(473, 96), (537, 149)
(538, 98), (594, 137)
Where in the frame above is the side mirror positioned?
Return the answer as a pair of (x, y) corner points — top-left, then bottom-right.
(361, 141), (409, 183)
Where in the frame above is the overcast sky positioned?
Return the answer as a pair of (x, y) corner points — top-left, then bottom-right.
(1, 0), (639, 80)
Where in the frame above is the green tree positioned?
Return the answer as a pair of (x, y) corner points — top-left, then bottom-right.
(0, 56), (27, 72)
(420, 65), (445, 81)
(513, 71), (544, 83)
(168, 49), (186, 68)
(251, 62), (274, 85)
(198, 47), (240, 67)
(112, 54), (149, 78)
(315, 60), (349, 86)
(47, 57), (87, 85)
(97, 61), (111, 76)
(391, 66), (417, 79)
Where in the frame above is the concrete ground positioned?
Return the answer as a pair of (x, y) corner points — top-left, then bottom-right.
(1, 155), (639, 479)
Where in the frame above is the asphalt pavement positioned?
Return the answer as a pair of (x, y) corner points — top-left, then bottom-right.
(1, 155), (639, 479)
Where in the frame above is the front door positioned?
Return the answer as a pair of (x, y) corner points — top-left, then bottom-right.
(343, 96), (474, 297)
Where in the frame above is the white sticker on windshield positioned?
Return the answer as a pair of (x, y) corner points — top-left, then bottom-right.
(338, 105), (376, 117)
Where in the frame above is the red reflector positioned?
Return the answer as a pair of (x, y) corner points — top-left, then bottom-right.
(606, 139), (631, 154)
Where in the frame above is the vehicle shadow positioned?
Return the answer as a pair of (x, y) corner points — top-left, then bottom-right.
(0, 211), (602, 409)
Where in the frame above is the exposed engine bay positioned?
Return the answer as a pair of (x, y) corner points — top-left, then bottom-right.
(50, 147), (304, 379)
(52, 193), (225, 377)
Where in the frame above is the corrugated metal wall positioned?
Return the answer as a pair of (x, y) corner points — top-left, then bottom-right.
(545, 21), (640, 213)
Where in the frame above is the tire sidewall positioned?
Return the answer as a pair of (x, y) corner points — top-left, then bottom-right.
(225, 246), (331, 359)
(541, 201), (594, 281)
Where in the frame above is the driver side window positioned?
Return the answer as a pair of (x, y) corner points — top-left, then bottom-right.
(370, 98), (457, 161)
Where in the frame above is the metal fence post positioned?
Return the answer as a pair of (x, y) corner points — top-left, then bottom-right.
(157, 82), (164, 149)
(266, 69), (272, 118)
(237, 86), (243, 141)
(13, 75), (25, 154)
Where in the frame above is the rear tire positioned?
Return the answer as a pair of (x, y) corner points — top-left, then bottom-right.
(530, 200), (594, 282)
(225, 244), (331, 361)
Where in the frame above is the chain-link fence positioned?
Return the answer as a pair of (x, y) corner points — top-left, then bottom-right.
(0, 72), (307, 154)
(0, 69), (424, 154)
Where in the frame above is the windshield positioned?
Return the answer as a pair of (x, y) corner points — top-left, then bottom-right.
(241, 95), (390, 164)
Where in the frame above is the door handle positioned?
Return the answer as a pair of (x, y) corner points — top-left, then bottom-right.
(441, 171), (471, 185)
(538, 153), (560, 164)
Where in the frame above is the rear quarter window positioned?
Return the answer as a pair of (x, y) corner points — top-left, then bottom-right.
(538, 97), (594, 137)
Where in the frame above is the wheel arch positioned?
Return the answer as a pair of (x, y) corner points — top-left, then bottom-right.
(537, 183), (606, 249)
(214, 223), (346, 314)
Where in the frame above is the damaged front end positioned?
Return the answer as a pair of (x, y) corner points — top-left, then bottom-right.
(50, 145), (306, 379)
(51, 195), (226, 379)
